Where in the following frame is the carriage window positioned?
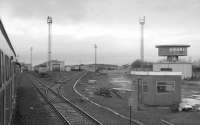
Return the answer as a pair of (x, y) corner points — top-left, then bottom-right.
(2, 54), (4, 83)
(6, 55), (10, 80)
(5, 55), (8, 80)
(10, 59), (12, 76)
(3, 55), (6, 82)
(7, 57), (9, 78)
(0, 51), (1, 87)
(5, 56), (7, 80)
(157, 81), (175, 93)
(9, 57), (11, 77)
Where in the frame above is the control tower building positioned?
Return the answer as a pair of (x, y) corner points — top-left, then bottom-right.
(153, 45), (192, 79)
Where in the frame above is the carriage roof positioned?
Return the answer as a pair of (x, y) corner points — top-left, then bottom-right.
(0, 19), (16, 57)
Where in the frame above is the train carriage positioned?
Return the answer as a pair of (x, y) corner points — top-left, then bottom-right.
(0, 19), (17, 125)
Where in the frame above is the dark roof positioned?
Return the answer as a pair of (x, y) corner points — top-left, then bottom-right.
(156, 44), (190, 48)
(0, 19), (16, 56)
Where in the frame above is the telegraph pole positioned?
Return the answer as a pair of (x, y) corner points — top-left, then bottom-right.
(30, 46), (33, 70)
(94, 44), (97, 72)
(139, 16), (145, 62)
(47, 16), (52, 71)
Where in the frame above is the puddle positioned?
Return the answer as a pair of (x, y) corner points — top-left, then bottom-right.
(181, 82), (200, 107)
(182, 90), (200, 107)
(109, 76), (132, 90)
(182, 98), (200, 106)
(189, 95), (200, 100)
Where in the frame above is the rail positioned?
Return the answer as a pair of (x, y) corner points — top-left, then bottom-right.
(72, 71), (145, 125)
(161, 119), (175, 125)
(31, 78), (71, 125)
(30, 74), (103, 125)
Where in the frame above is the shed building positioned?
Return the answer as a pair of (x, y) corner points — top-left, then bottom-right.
(34, 60), (65, 72)
(130, 71), (182, 106)
(65, 65), (71, 71)
(50, 60), (65, 71)
(153, 62), (192, 79)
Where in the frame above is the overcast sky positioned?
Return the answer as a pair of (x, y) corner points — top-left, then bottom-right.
(1, 0), (200, 65)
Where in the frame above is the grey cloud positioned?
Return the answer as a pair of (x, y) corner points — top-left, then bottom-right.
(1, 0), (90, 24)
(2, 0), (200, 25)
(1, 0), (200, 65)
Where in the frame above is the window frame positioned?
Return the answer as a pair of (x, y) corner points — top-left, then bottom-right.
(156, 81), (175, 94)
(160, 68), (172, 71)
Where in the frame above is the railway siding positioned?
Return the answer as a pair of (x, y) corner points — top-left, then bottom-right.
(72, 72), (144, 125)
(50, 71), (139, 125)
(31, 71), (139, 124)
(30, 74), (103, 125)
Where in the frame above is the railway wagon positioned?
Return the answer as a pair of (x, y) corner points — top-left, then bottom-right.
(0, 19), (17, 125)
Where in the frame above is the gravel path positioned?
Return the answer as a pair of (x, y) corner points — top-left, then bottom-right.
(12, 73), (66, 125)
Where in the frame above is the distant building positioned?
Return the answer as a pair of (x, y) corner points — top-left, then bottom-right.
(153, 45), (192, 79)
(79, 65), (91, 71)
(130, 71), (182, 106)
(71, 65), (81, 71)
(192, 66), (200, 79)
(76, 64), (118, 72)
(20, 63), (31, 71)
(34, 60), (65, 72)
(51, 60), (65, 71)
(130, 60), (153, 71)
(65, 65), (71, 71)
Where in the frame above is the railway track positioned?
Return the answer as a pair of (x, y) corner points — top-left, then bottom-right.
(30, 75), (103, 125)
